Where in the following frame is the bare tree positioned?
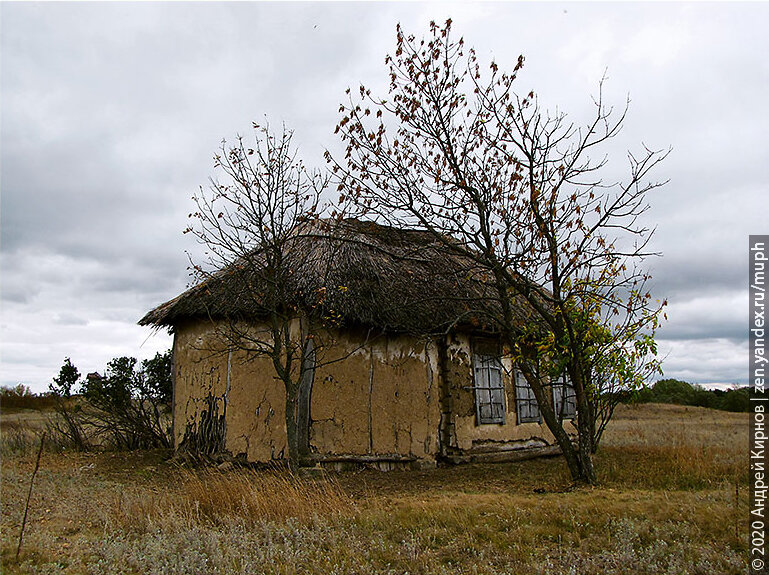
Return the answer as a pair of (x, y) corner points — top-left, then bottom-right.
(185, 123), (334, 470)
(330, 20), (668, 484)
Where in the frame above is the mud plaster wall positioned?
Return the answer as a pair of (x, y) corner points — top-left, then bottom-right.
(175, 321), (576, 463)
(225, 349), (286, 462)
(173, 321), (227, 447)
(310, 332), (440, 460)
(174, 322), (440, 463)
(173, 321), (286, 462)
(443, 334), (574, 452)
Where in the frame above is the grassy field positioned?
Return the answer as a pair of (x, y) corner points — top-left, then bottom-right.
(1, 403), (748, 574)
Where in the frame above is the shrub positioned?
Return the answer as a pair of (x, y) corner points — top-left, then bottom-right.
(47, 352), (174, 451)
(721, 387), (750, 412)
(651, 379), (695, 405)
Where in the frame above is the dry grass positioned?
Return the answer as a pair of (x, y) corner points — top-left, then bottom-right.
(0, 410), (51, 431)
(604, 403), (747, 450)
(0, 403), (749, 574)
(106, 466), (355, 534)
(597, 403), (747, 489)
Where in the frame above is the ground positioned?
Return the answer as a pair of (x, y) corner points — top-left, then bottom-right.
(0, 403), (748, 574)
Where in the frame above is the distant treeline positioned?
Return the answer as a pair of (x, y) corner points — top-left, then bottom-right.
(634, 379), (749, 413)
(0, 384), (58, 410)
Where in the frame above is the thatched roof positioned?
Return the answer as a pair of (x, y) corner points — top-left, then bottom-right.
(139, 218), (534, 335)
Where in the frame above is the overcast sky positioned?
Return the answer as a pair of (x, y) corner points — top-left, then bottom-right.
(2, 2), (767, 393)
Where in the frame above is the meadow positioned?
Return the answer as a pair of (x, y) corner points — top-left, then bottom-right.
(1, 403), (748, 574)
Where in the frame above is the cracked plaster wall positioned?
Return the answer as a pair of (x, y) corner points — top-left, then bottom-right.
(173, 321), (228, 447)
(173, 321), (287, 462)
(173, 321), (571, 464)
(310, 332), (440, 460)
(173, 321), (440, 464)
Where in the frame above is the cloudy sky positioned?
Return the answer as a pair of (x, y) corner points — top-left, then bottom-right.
(1, 2), (767, 393)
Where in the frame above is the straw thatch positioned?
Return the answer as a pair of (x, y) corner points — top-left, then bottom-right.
(139, 218), (534, 335)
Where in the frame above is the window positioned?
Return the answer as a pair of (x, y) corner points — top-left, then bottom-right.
(472, 353), (506, 424)
(515, 370), (541, 423)
(552, 374), (576, 420)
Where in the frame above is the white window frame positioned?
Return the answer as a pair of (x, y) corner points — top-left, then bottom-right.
(552, 373), (577, 421)
(472, 353), (506, 425)
(515, 370), (541, 424)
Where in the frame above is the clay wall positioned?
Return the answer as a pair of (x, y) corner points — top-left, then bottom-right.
(172, 321), (287, 461)
(173, 321), (440, 464)
(173, 321), (570, 465)
(310, 331), (440, 461)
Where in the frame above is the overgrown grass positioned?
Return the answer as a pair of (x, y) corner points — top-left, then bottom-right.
(0, 412), (91, 456)
(0, 403), (749, 574)
(0, 422), (37, 458)
(598, 403), (746, 489)
(106, 466), (355, 534)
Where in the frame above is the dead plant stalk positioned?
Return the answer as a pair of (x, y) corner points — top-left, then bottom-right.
(16, 431), (46, 561)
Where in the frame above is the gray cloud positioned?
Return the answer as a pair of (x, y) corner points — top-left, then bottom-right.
(52, 313), (89, 327)
(2, 2), (767, 391)
(657, 337), (747, 386)
(657, 291), (746, 342)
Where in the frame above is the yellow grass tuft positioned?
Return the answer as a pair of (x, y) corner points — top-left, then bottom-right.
(174, 466), (355, 525)
(105, 466), (355, 533)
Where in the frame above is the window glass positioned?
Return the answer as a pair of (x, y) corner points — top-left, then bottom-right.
(552, 373), (576, 420)
(473, 353), (506, 425)
(515, 370), (541, 423)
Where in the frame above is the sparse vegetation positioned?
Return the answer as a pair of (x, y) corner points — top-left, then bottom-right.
(0, 403), (747, 574)
(75, 354), (173, 449)
(1, 352), (173, 456)
(8, 353), (173, 453)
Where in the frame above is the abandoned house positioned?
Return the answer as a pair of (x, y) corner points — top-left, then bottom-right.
(139, 218), (576, 469)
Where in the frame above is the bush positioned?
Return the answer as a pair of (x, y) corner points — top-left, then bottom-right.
(81, 354), (173, 449)
(721, 387), (750, 412)
(650, 379), (695, 405)
(47, 351), (174, 451)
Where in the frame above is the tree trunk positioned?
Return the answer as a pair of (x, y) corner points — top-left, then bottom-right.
(571, 367), (598, 484)
(548, 416), (584, 482)
(297, 338), (316, 466)
(573, 376), (597, 482)
(284, 390), (300, 472)
(516, 361), (583, 483)
(517, 357), (597, 485)
(553, 420), (596, 485)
